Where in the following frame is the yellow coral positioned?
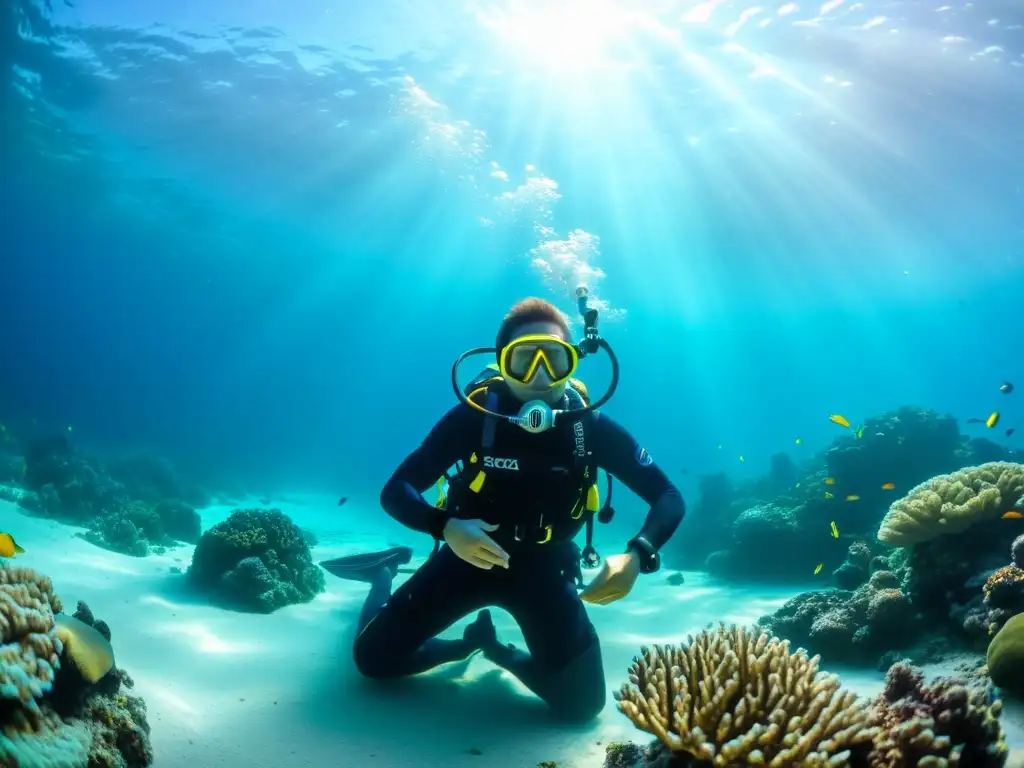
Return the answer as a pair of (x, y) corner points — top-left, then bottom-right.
(614, 623), (879, 767)
(0, 564), (64, 729)
(877, 462), (1024, 547)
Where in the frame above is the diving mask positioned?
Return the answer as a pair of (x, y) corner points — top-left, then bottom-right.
(451, 285), (619, 434)
(499, 334), (579, 388)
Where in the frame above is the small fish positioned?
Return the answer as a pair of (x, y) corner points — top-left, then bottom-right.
(716, 444), (722, 450)
(337, 497), (349, 507)
(824, 477), (836, 485)
(830, 521), (839, 538)
(795, 438), (802, 445)
(1003, 511), (1023, 520)
(829, 414), (851, 428)
(795, 482), (801, 488)
(881, 482), (895, 490)
(813, 563), (823, 575)
(846, 494), (860, 501)
(680, 468), (689, 475)
(67, 425), (73, 432)
(739, 455), (744, 462)
(986, 412), (1000, 429)
(853, 426), (865, 439)
(966, 418), (984, 424)
(1007, 428), (1016, 437)
(825, 491), (834, 499)
(1000, 382), (1014, 394)
(0, 533), (25, 558)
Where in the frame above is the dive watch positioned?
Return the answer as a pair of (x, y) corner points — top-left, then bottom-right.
(627, 535), (661, 574)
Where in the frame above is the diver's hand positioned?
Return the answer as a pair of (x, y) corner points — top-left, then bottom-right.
(580, 552), (641, 605)
(443, 519), (510, 570)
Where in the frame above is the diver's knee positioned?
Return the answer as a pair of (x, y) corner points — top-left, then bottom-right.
(353, 627), (393, 679)
(548, 644), (606, 722)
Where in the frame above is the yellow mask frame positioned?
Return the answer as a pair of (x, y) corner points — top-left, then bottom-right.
(498, 334), (579, 388)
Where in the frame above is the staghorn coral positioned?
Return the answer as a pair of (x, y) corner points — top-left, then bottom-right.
(867, 661), (1007, 767)
(613, 623), (879, 766)
(877, 462), (1024, 547)
(0, 563), (63, 728)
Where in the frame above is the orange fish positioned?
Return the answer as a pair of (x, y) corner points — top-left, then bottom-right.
(1003, 511), (1023, 520)
(829, 414), (851, 428)
(846, 494), (860, 501)
(881, 482), (895, 490)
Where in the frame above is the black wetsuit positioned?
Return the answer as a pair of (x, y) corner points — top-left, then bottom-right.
(353, 384), (685, 722)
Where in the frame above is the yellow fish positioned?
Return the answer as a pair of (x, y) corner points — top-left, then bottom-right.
(881, 482), (895, 490)
(0, 533), (25, 558)
(846, 494), (860, 501)
(825, 491), (834, 499)
(813, 563), (823, 575)
(830, 521), (839, 538)
(853, 426), (865, 439)
(829, 414), (851, 428)
(824, 477), (836, 485)
(795, 438), (802, 445)
(986, 412), (1000, 429)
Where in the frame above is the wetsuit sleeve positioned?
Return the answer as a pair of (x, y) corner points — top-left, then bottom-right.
(591, 413), (685, 552)
(379, 404), (479, 539)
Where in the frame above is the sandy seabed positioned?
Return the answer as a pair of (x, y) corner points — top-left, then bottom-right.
(2, 494), (1021, 768)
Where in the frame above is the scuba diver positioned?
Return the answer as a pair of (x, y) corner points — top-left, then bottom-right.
(320, 289), (685, 723)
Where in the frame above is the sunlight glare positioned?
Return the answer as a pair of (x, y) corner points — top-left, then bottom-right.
(476, 0), (636, 73)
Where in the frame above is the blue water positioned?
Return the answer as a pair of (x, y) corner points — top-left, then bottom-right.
(4, 0), (1024, 511)
(3, 0), (1024, 764)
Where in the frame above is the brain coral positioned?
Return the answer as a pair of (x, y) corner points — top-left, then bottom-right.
(877, 462), (1024, 547)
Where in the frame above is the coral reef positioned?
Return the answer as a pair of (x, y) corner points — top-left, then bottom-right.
(186, 507), (325, 613)
(988, 613), (1024, 698)
(759, 565), (920, 665)
(16, 435), (202, 556)
(866, 660), (1007, 767)
(673, 406), (1015, 581)
(604, 625), (1008, 768)
(877, 462), (1024, 547)
(0, 562), (152, 766)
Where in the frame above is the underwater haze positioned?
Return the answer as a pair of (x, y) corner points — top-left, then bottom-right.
(5, 1), (1024, 767)
(4, 0), (1023, 503)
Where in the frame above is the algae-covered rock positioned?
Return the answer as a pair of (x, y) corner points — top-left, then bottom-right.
(186, 508), (325, 613)
(988, 612), (1024, 697)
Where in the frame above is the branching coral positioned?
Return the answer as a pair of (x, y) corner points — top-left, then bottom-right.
(877, 462), (1024, 547)
(613, 623), (879, 766)
(608, 632), (1009, 768)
